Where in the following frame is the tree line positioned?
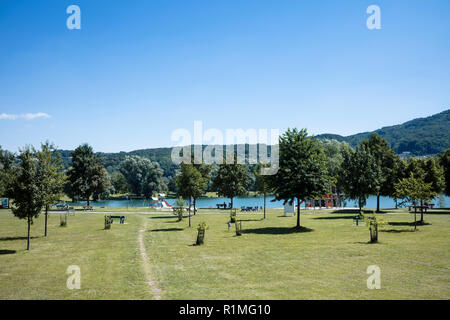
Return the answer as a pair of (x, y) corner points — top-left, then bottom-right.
(0, 128), (449, 249)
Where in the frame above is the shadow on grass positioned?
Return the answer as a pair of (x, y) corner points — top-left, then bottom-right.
(354, 241), (383, 245)
(0, 236), (40, 241)
(149, 216), (177, 219)
(243, 226), (313, 235)
(238, 218), (264, 222)
(150, 228), (184, 232)
(380, 229), (417, 233)
(0, 249), (16, 255)
(313, 215), (355, 220)
(388, 221), (431, 226)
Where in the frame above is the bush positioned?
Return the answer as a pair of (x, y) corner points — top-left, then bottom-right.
(104, 215), (111, 230)
(60, 213), (67, 227)
(196, 222), (208, 245)
(363, 211), (386, 243)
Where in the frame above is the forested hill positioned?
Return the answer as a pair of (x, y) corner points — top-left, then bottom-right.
(57, 110), (450, 174)
(315, 109), (450, 156)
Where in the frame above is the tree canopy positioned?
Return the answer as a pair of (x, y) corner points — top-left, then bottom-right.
(270, 128), (330, 228)
(120, 155), (167, 199)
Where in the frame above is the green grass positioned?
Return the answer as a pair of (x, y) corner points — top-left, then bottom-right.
(0, 208), (449, 299)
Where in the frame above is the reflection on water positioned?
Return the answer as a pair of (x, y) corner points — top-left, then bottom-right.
(67, 194), (449, 209)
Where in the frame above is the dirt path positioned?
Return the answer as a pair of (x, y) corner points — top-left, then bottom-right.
(138, 219), (162, 300)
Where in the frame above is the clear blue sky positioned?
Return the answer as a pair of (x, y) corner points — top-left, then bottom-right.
(0, 0), (449, 152)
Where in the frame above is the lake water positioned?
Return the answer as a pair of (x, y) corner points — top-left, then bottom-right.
(67, 194), (449, 209)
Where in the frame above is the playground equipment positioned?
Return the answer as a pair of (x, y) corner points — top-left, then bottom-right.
(304, 193), (345, 210)
(151, 193), (173, 210)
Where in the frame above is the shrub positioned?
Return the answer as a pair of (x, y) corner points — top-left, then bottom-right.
(363, 210), (386, 243)
(196, 222), (208, 245)
(104, 215), (111, 230)
(60, 213), (67, 227)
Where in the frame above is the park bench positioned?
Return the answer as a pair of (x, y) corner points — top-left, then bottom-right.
(83, 206), (94, 211)
(408, 204), (433, 213)
(110, 216), (125, 224)
(353, 215), (364, 226)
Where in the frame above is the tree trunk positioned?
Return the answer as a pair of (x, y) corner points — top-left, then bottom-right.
(189, 198), (192, 228)
(193, 198), (196, 216)
(44, 205), (49, 237)
(230, 198), (233, 211)
(359, 198), (362, 212)
(87, 197), (90, 206)
(27, 216), (31, 251)
(376, 194), (380, 212)
(296, 198), (301, 228)
(420, 200), (424, 223)
(263, 191), (266, 219)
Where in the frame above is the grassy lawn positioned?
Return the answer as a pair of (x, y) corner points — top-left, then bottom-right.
(0, 208), (449, 299)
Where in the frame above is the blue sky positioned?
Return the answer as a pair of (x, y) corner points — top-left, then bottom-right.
(0, 0), (449, 152)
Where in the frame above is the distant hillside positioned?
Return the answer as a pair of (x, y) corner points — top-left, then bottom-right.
(316, 109), (450, 156)
(57, 110), (450, 174)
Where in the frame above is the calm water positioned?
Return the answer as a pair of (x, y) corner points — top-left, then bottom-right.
(67, 194), (449, 209)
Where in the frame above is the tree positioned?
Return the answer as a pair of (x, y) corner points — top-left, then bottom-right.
(320, 139), (353, 193)
(439, 149), (450, 196)
(212, 155), (249, 211)
(176, 163), (208, 227)
(394, 174), (437, 226)
(0, 146), (15, 196)
(110, 171), (130, 194)
(270, 128), (330, 229)
(361, 134), (398, 212)
(120, 155), (166, 199)
(67, 144), (108, 206)
(339, 144), (379, 212)
(34, 142), (66, 237)
(421, 157), (445, 195)
(254, 163), (272, 219)
(6, 147), (45, 250)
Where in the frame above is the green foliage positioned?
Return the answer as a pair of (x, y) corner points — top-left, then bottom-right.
(319, 139), (353, 190)
(176, 163), (208, 209)
(316, 109), (450, 156)
(0, 146), (15, 197)
(362, 211), (387, 243)
(270, 128), (330, 228)
(34, 142), (66, 208)
(439, 149), (450, 196)
(394, 173), (437, 206)
(67, 144), (109, 205)
(212, 155), (249, 208)
(362, 134), (399, 199)
(120, 155), (167, 199)
(196, 222), (208, 245)
(104, 215), (111, 230)
(339, 144), (380, 210)
(110, 171), (130, 194)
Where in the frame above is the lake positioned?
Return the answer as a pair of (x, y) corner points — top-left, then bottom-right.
(67, 194), (449, 209)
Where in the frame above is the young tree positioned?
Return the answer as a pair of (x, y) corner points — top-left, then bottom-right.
(212, 155), (249, 211)
(254, 163), (271, 219)
(6, 147), (45, 250)
(34, 142), (66, 237)
(439, 149), (450, 196)
(120, 155), (166, 199)
(176, 163), (207, 227)
(270, 128), (330, 229)
(394, 174), (436, 226)
(339, 145), (379, 212)
(67, 144), (108, 206)
(361, 134), (398, 212)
